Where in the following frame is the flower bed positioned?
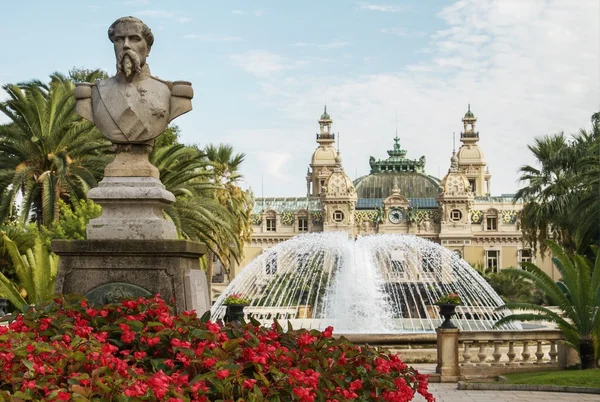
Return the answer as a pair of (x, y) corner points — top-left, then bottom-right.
(0, 295), (434, 401)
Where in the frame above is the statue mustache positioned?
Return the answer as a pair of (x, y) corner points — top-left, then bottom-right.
(116, 50), (142, 77)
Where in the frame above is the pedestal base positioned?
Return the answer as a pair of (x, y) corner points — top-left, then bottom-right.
(87, 176), (178, 240)
(52, 239), (210, 315)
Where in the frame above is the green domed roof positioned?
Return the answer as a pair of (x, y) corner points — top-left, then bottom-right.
(464, 104), (475, 118)
(354, 172), (441, 199)
(320, 105), (331, 120)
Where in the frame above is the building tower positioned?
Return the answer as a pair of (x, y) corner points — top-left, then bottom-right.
(456, 104), (491, 196)
(306, 106), (339, 197)
(437, 150), (474, 250)
(321, 152), (357, 235)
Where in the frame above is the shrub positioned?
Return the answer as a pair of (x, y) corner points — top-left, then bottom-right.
(0, 295), (434, 401)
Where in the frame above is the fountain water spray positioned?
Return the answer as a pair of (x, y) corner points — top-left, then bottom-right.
(212, 233), (521, 333)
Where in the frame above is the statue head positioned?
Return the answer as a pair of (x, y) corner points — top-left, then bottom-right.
(108, 17), (154, 80)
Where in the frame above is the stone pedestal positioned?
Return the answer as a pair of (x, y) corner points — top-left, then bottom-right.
(436, 328), (461, 382)
(52, 239), (210, 315)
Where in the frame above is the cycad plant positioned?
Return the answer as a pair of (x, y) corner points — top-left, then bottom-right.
(0, 232), (58, 311)
(495, 241), (599, 369)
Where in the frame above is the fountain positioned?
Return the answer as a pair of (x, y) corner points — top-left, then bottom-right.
(211, 233), (521, 333)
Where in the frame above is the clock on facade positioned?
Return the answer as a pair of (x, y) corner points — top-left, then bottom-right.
(389, 208), (404, 224)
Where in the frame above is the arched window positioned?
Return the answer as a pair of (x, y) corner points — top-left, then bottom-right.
(265, 210), (277, 232)
(485, 209), (498, 231)
(297, 210), (309, 232)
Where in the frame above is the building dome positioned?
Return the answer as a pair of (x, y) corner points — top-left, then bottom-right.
(320, 105), (331, 121)
(457, 145), (484, 163)
(311, 146), (338, 165)
(440, 171), (470, 194)
(325, 169), (356, 196)
(354, 172), (440, 199)
(464, 104), (475, 119)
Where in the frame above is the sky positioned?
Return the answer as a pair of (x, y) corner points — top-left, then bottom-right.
(0, 0), (598, 198)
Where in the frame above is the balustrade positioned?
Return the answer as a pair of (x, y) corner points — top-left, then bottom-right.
(455, 330), (564, 372)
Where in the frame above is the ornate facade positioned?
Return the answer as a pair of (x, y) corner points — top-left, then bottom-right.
(214, 106), (556, 294)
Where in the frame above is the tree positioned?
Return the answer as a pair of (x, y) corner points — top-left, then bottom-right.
(0, 73), (112, 226)
(494, 241), (600, 369)
(515, 113), (600, 255)
(150, 143), (244, 272)
(68, 67), (109, 83)
(40, 199), (101, 241)
(204, 144), (254, 278)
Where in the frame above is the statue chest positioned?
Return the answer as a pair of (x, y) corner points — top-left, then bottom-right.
(92, 78), (171, 143)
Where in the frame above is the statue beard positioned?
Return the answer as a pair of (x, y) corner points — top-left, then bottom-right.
(117, 50), (142, 80)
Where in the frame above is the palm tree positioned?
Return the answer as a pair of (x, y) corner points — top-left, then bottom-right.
(204, 144), (253, 279)
(0, 73), (111, 226)
(515, 116), (600, 255)
(150, 143), (244, 271)
(494, 241), (599, 369)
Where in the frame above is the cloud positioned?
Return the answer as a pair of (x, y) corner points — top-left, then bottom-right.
(230, 50), (309, 77)
(184, 33), (242, 42)
(256, 151), (292, 179)
(232, 9), (245, 15)
(233, 0), (599, 198)
(135, 9), (191, 23)
(356, 3), (408, 12)
(135, 9), (174, 18)
(254, 10), (265, 17)
(292, 40), (350, 50)
(380, 27), (426, 37)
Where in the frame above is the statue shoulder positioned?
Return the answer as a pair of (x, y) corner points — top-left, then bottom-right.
(74, 81), (98, 100)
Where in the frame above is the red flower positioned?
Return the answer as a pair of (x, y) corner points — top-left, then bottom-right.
(322, 326), (334, 338)
(57, 391), (71, 401)
(243, 379), (257, 389)
(216, 370), (229, 380)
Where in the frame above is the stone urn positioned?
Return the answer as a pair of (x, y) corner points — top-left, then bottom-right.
(224, 304), (247, 325)
(437, 303), (460, 329)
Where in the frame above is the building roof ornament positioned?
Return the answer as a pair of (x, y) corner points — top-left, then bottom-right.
(369, 136), (426, 174)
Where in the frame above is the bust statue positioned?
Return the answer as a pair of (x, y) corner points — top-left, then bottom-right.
(74, 16), (193, 144)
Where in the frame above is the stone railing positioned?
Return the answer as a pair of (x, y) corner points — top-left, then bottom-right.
(436, 328), (578, 382)
(245, 306), (299, 321)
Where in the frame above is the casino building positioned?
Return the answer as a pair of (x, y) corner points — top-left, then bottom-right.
(212, 105), (555, 293)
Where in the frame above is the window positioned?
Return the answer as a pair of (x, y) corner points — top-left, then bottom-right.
(486, 216), (498, 231)
(298, 217), (308, 232)
(519, 249), (532, 265)
(469, 180), (476, 192)
(450, 209), (462, 222)
(333, 210), (344, 223)
(266, 218), (276, 232)
(486, 250), (499, 273)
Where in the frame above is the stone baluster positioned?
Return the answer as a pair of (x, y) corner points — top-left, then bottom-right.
(549, 341), (558, 364)
(521, 341), (532, 365)
(506, 341), (517, 366)
(462, 341), (473, 365)
(534, 341), (544, 364)
(491, 341), (503, 366)
(477, 341), (489, 365)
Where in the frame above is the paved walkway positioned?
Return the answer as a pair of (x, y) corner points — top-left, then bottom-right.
(410, 365), (600, 402)
(413, 383), (600, 402)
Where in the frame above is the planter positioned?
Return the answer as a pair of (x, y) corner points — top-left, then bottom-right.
(437, 303), (460, 329)
(0, 298), (7, 317)
(224, 304), (247, 325)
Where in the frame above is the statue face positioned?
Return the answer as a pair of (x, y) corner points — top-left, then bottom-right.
(113, 22), (149, 78)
